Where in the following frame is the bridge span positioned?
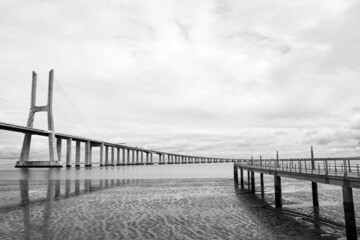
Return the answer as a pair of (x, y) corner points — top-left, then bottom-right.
(0, 121), (244, 167)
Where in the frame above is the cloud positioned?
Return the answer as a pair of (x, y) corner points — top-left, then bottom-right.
(0, 0), (360, 160)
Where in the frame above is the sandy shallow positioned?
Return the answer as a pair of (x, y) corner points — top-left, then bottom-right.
(0, 177), (355, 240)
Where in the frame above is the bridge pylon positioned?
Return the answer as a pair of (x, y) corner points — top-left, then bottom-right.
(15, 70), (62, 168)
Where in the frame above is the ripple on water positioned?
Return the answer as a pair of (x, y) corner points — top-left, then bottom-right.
(0, 178), (349, 239)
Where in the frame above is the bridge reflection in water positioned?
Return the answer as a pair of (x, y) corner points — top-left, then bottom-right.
(17, 177), (137, 239)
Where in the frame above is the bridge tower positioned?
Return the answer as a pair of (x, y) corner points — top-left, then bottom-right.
(15, 70), (62, 167)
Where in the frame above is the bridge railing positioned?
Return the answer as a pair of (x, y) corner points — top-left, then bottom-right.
(238, 158), (360, 179)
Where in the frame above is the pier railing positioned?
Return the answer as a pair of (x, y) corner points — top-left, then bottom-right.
(239, 157), (360, 179)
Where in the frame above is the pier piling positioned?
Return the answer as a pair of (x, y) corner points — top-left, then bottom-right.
(274, 175), (282, 208)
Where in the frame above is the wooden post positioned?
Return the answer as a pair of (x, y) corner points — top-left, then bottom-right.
(311, 146), (319, 207)
(342, 186), (357, 240)
(234, 166), (238, 185)
(312, 182), (319, 207)
(251, 171), (255, 193)
(240, 168), (244, 190)
(274, 175), (282, 208)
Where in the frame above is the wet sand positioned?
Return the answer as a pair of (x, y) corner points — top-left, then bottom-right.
(0, 178), (351, 239)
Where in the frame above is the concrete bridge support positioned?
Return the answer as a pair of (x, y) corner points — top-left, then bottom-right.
(122, 148), (126, 165)
(131, 150), (135, 165)
(85, 141), (91, 167)
(150, 152), (153, 164)
(127, 149), (130, 165)
(100, 143), (104, 166)
(75, 141), (81, 167)
(169, 155), (173, 164)
(247, 171), (250, 190)
(111, 146), (115, 166)
(116, 148), (120, 166)
(274, 175), (282, 208)
(66, 138), (72, 167)
(141, 151), (144, 165)
(342, 186), (357, 240)
(104, 146), (109, 166)
(135, 150), (139, 165)
(16, 70), (62, 168)
(56, 138), (62, 163)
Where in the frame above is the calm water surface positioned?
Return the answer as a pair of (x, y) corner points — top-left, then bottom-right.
(0, 162), (358, 239)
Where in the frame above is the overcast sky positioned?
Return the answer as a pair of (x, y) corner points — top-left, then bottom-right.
(1, 0), (360, 161)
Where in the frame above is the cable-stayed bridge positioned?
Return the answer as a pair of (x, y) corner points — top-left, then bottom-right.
(0, 70), (244, 168)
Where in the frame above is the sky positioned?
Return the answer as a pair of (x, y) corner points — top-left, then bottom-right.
(1, 0), (360, 161)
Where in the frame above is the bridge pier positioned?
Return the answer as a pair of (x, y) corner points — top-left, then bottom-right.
(85, 141), (91, 167)
(159, 154), (165, 164)
(136, 150), (139, 165)
(16, 70), (62, 168)
(75, 141), (81, 167)
(126, 149), (131, 165)
(274, 175), (282, 208)
(141, 151), (144, 165)
(66, 138), (72, 167)
(122, 148), (126, 165)
(89, 144), (93, 166)
(100, 143), (104, 166)
(116, 148), (120, 166)
(111, 146), (115, 166)
(342, 186), (357, 240)
(145, 152), (153, 165)
(104, 145), (108, 166)
(132, 149), (135, 165)
(56, 138), (62, 163)
(247, 171), (250, 190)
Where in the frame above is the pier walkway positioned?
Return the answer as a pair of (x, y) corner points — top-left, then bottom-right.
(234, 154), (360, 240)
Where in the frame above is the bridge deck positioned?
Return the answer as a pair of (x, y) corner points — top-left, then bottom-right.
(235, 161), (360, 188)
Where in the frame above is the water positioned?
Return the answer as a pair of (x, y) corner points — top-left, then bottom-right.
(0, 162), (357, 239)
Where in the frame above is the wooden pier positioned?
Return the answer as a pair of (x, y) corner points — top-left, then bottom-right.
(234, 149), (360, 240)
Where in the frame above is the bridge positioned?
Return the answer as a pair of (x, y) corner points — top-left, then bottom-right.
(0, 70), (244, 167)
(2, 70), (360, 239)
(234, 150), (360, 240)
